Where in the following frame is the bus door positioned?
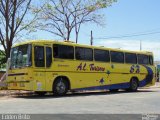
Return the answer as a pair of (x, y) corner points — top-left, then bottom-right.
(34, 45), (46, 91)
(45, 46), (52, 91)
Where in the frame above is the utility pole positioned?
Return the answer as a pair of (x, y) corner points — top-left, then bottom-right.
(140, 40), (142, 51)
(91, 30), (93, 46)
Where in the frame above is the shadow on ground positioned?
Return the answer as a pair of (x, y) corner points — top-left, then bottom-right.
(7, 89), (156, 99)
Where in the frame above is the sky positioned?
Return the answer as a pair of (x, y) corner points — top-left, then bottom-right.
(18, 0), (160, 61)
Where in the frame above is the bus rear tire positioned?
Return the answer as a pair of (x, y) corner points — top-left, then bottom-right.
(53, 78), (69, 96)
(129, 78), (138, 92)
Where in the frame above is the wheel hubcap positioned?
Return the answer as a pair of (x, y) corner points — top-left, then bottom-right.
(56, 81), (66, 93)
(132, 81), (137, 90)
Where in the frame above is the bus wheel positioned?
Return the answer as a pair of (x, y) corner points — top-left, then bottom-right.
(35, 92), (46, 96)
(53, 78), (68, 96)
(129, 78), (138, 92)
(109, 89), (119, 92)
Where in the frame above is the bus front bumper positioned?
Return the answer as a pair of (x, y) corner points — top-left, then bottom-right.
(7, 81), (33, 91)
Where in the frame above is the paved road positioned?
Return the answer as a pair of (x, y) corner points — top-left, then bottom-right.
(0, 88), (160, 114)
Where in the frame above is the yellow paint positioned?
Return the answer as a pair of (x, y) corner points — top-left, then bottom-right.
(6, 40), (156, 92)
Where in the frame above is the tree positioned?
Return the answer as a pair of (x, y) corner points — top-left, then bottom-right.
(34, 0), (116, 42)
(71, 0), (116, 43)
(0, 0), (37, 61)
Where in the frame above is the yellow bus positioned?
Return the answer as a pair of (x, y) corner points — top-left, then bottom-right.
(6, 40), (156, 95)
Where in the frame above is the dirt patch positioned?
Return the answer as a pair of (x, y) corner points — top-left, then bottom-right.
(0, 90), (34, 99)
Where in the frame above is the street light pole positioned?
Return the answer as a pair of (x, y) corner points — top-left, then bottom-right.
(140, 40), (142, 51)
(91, 30), (93, 46)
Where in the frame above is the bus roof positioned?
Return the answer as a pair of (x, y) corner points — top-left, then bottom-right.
(13, 40), (153, 55)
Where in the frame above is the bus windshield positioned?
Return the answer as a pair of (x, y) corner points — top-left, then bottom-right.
(10, 44), (32, 69)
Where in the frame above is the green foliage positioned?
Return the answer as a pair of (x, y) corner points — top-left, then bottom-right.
(46, 4), (53, 10)
(87, 0), (117, 11)
(0, 50), (6, 70)
(33, 0), (117, 42)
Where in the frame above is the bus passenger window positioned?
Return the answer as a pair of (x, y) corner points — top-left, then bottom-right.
(125, 53), (137, 64)
(75, 47), (93, 61)
(34, 46), (45, 67)
(149, 55), (153, 65)
(111, 51), (124, 63)
(53, 45), (58, 58)
(53, 44), (74, 59)
(94, 49), (110, 62)
(138, 54), (149, 65)
(46, 47), (52, 67)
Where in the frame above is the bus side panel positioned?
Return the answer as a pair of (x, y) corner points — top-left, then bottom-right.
(46, 61), (112, 91)
(33, 70), (46, 91)
(45, 60), (156, 92)
(139, 65), (156, 87)
(109, 63), (129, 89)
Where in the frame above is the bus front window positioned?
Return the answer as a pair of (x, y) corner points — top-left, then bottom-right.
(10, 44), (32, 68)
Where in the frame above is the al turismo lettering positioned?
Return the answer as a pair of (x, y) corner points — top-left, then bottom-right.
(77, 63), (86, 71)
(89, 64), (105, 71)
(77, 63), (105, 71)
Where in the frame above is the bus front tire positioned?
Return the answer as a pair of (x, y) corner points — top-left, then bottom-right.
(53, 78), (69, 96)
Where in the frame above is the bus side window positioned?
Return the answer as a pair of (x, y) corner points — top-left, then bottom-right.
(138, 54), (149, 65)
(149, 55), (153, 65)
(75, 47), (93, 61)
(94, 49), (110, 62)
(53, 44), (74, 59)
(125, 53), (137, 64)
(53, 45), (58, 58)
(111, 51), (124, 63)
(34, 46), (45, 67)
(46, 47), (52, 67)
